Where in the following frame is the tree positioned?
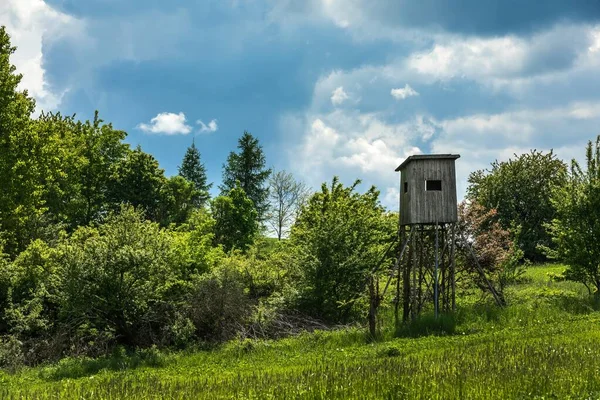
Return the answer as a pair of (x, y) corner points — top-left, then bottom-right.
(32, 112), (128, 230)
(267, 170), (310, 240)
(0, 26), (45, 256)
(159, 175), (198, 226)
(220, 131), (271, 221)
(76, 112), (129, 226)
(212, 184), (258, 252)
(467, 150), (566, 261)
(290, 177), (394, 322)
(457, 201), (523, 305)
(108, 146), (166, 221)
(178, 140), (211, 206)
(546, 136), (600, 295)
(58, 206), (182, 346)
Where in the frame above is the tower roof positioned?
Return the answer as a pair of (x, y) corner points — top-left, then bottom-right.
(395, 154), (460, 172)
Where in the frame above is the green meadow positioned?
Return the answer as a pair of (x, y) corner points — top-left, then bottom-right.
(2, 263), (599, 400)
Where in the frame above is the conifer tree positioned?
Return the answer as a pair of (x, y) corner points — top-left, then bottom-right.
(220, 131), (271, 221)
(178, 139), (211, 206)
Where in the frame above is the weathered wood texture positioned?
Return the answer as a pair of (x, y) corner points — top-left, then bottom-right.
(399, 156), (459, 225)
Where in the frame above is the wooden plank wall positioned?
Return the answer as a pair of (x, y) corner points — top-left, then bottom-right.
(400, 159), (457, 225)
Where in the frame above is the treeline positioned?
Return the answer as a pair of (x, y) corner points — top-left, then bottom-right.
(2, 25), (600, 368)
(0, 26), (397, 366)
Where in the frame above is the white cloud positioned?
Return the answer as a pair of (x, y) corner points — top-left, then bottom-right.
(197, 119), (218, 133)
(383, 187), (400, 210)
(290, 109), (425, 201)
(430, 101), (600, 199)
(0, 0), (81, 113)
(589, 28), (600, 53)
(138, 112), (192, 135)
(408, 36), (527, 80)
(391, 84), (419, 100)
(330, 86), (349, 105)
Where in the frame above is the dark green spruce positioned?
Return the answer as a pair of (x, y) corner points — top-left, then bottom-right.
(220, 131), (271, 221)
(179, 139), (212, 206)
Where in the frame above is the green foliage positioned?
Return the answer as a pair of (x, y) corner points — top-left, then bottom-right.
(291, 177), (394, 322)
(1, 239), (60, 338)
(178, 140), (211, 206)
(186, 263), (252, 341)
(467, 150), (566, 261)
(546, 136), (600, 295)
(172, 208), (222, 278)
(0, 27), (44, 255)
(220, 131), (271, 221)
(159, 175), (198, 226)
(58, 206), (183, 346)
(212, 185), (258, 252)
(108, 146), (166, 222)
(69, 111), (129, 227)
(2, 264), (600, 399)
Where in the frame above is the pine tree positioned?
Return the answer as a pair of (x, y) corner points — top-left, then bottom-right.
(220, 131), (271, 221)
(178, 139), (211, 206)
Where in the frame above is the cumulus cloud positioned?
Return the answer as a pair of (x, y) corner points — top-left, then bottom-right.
(290, 109), (425, 201)
(330, 86), (349, 105)
(407, 24), (597, 85)
(138, 112), (192, 135)
(0, 0), (82, 112)
(391, 84), (419, 100)
(430, 101), (600, 199)
(589, 27), (600, 53)
(197, 119), (219, 133)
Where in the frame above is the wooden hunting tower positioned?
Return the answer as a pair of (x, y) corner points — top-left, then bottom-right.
(396, 154), (460, 226)
(372, 153), (502, 334)
(392, 154), (461, 325)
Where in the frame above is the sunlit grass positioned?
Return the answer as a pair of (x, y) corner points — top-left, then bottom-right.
(2, 264), (600, 399)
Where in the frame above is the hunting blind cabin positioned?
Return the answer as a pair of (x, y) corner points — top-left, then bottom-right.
(394, 154), (460, 325)
(370, 153), (503, 334)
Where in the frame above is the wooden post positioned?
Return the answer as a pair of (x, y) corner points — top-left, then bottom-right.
(411, 227), (417, 320)
(402, 229), (412, 322)
(434, 223), (439, 319)
(394, 227), (404, 332)
(451, 224), (456, 313)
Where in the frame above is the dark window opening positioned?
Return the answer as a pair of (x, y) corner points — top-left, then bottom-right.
(426, 180), (442, 191)
(404, 182), (408, 193)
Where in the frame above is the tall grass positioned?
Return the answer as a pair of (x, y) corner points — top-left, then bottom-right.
(2, 263), (600, 399)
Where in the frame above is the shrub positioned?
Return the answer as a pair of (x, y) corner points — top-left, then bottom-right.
(186, 262), (253, 341)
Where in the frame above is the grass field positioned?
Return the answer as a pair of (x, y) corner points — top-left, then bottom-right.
(2, 263), (600, 399)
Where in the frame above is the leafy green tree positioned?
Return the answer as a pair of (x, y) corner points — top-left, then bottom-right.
(212, 184), (258, 252)
(172, 208), (222, 278)
(160, 175), (198, 226)
(290, 177), (394, 322)
(467, 150), (567, 261)
(546, 136), (600, 295)
(178, 140), (211, 206)
(108, 146), (166, 221)
(220, 131), (271, 221)
(34, 113), (85, 228)
(59, 206), (182, 346)
(76, 112), (129, 226)
(0, 26), (45, 255)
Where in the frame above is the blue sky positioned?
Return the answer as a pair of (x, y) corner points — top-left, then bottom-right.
(2, 0), (600, 209)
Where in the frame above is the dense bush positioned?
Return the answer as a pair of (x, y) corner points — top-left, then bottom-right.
(546, 136), (600, 295)
(467, 150), (566, 261)
(290, 178), (395, 323)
